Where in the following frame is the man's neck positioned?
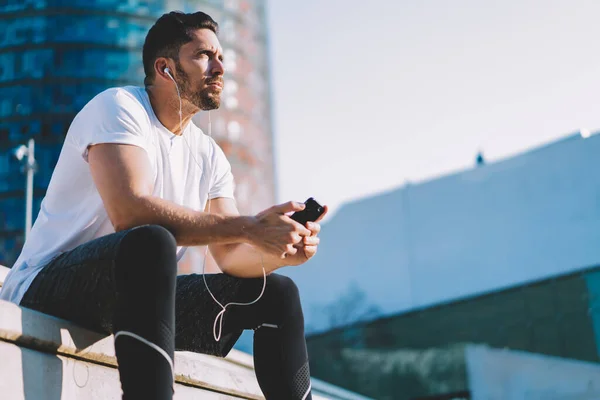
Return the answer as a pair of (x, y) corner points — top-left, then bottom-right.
(146, 86), (198, 135)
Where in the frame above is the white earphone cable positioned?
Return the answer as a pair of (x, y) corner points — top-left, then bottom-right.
(166, 68), (267, 342)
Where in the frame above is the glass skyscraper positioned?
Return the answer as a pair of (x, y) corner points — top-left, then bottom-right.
(0, 0), (276, 268)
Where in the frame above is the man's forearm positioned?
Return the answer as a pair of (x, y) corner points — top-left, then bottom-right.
(210, 242), (287, 278)
(114, 195), (253, 246)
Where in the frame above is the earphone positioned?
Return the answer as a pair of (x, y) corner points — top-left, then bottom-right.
(163, 66), (267, 342)
(163, 68), (182, 118)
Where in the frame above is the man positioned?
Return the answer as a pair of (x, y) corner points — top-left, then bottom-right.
(0, 11), (327, 400)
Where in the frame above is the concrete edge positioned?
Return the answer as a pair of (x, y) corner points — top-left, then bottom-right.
(0, 300), (264, 399)
(225, 348), (255, 368)
(0, 267), (369, 399)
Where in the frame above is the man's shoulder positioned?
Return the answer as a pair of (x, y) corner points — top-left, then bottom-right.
(72, 86), (150, 128)
(88, 86), (146, 110)
(67, 86), (152, 146)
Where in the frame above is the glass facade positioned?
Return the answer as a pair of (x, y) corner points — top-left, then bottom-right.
(305, 265), (600, 399)
(0, 0), (276, 268)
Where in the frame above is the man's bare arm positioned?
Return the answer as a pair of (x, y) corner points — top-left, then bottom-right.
(88, 143), (252, 246)
(87, 143), (310, 252)
(207, 197), (286, 277)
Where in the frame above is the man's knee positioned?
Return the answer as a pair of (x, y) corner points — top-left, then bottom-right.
(117, 224), (177, 278)
(266, 274), (303, 319)
(267, 274), (300, 299)
(120, 224), (176, 253)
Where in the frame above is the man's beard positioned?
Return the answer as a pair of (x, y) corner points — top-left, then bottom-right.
(175, 63), (221, 110)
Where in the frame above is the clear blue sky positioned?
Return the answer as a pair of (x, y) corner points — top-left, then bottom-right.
(266, 0), (600, 216)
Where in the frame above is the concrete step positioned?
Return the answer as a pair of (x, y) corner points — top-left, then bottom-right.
(0, 340), (239, 399)
(0, 297), (266, 399)
(0, 265), (369, 399)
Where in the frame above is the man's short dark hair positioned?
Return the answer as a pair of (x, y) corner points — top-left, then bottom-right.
(143, 11), (219, 86)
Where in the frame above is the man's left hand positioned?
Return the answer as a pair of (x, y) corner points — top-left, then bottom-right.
(286, 205), (328, 265)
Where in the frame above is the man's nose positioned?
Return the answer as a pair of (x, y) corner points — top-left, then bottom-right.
(210, 58), (225, 76)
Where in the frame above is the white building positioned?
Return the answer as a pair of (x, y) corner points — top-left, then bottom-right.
(281, 132), (600, 333)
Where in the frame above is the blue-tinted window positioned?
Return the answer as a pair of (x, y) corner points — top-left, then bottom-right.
(0, 17), (46, 47)
(0, 47), (143, 112)
(0, 15), (150, 48)
(0, 196), (26, 231)
(0, 50), (54, 82)
(0, 1), (46, 13)
(47, 15), (149, 46)
(2, 121), (41, 142)
(0, 81), (138, 119)
(47, 0), (122, 9)
(34, 143), (64, 187)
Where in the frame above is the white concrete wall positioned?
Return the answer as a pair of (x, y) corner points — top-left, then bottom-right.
(466, 345), (600, 400)
(281, 133), (600, 332)
(0, 341), (237, 399)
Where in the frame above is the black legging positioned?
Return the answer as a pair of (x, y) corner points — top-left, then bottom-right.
(112, 225), (312, 399)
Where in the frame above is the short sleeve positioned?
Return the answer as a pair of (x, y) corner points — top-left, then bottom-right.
(69, 88), (150, 162)
(209, 139), (235, 200)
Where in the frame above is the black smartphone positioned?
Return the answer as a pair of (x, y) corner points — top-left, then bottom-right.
(290, 198), (325, 225)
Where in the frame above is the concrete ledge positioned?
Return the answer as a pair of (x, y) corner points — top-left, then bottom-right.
(0, 265), (367, 399)
(0, 264), (263, 397)
(0, 340), (241, 399)
(0, 299), (264, 398)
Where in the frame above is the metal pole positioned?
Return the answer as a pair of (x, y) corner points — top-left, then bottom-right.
(25, 138), (35, 239)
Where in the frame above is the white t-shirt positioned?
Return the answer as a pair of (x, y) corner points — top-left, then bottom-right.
(0, 86), (235, 304)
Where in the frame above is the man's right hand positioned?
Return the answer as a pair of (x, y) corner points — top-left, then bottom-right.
(247, 201), (312, 260)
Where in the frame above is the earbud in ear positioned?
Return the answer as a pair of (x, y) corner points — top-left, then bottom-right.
(164, 67), (174, 80)
(164, 67), (176, 83)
